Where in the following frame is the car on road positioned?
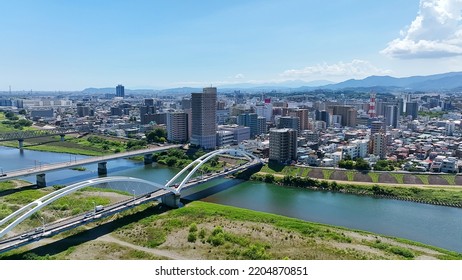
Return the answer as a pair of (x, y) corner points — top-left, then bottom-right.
(84, 212), (94, 218)
(34, 227), (44, 233)
(20, 233), (29, 239)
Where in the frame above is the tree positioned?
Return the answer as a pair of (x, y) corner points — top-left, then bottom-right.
(193, 149), (206, 159)
(339, 160), (355, 169)
(146, 128), (167, 143)
(264, 174), (275, 183)
(355, 158), (370, 171)
(374, 160), (393, 171)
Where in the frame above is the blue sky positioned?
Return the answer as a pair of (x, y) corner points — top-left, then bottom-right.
(1, 0), (462, 90)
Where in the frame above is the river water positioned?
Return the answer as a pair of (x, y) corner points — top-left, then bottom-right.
(1, 146), (461, 252)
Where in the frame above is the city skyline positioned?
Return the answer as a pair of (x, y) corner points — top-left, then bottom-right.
(1, 0), (462, 91)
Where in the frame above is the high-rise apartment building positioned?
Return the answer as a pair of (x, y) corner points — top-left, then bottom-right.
(371, 120), (386, 135)
(190, 87), (217, 149)
(289, 109), (309, 131)
(140, 99), (156, 125)
(116, 84), (125, 98)
(278, 116), (300, 133)
(371, 133), (387, 159)
(269, 128), (297, 164)
(257, 116), (267, 135)
(167, 112), (188, 143)
(384, 105), (398, 128)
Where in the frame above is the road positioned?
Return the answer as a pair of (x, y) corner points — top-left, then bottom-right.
(0, 188), (171, 253)
(0, 144), (182, 182)
(0, 159), (261, 254)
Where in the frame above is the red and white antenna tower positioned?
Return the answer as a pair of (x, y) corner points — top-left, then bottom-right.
(368, 92), (376, 118)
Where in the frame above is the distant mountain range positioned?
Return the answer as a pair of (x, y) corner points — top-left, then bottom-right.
(82, 72), (462, 94)
(320, 72), (462, 91)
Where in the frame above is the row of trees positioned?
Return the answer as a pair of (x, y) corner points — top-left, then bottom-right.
(153, 148), (224, 173)
(337, 158), (403, 172)
(1, 111), (32, 129)
(338, 157), (370, 170)
(373, 160), (402, 171)
(251, 174), (396, 197)
(86, 136), (146, 152)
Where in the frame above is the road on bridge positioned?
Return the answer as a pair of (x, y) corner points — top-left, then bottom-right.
(0, 188), (171, 253)
(0, 144), (182, 182)
(0, 150), (262, 254)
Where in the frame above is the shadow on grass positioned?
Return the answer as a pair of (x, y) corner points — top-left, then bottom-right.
(267, 161), (285, 172)
(0, 204), (171, 260)
(0, 184), (39, 197)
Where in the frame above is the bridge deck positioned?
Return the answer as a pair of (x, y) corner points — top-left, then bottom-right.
(0, 144), (182, 182)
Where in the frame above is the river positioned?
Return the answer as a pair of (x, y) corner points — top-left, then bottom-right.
(1, 146), (461, 252)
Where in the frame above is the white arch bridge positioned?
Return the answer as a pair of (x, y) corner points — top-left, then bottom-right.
(0, 148), (261, 242)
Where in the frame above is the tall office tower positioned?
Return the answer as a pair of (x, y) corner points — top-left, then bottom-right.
(446, 120), (455, 136)
(190, 87), (217, 149)
(216, 100), (226, 110)
(257, 116), (267, 135)
(254, 99), (273, 122)
(320, 110), (330, 128)
(181, 98), (191, 110)
(144, 98), (154, 106)
(405, 102), (418, 120)
(314, 110), (328, 127)
(371, 120), (386, 135)
(269, 128), (297, 164)
(76, 103), (90, 117)
(397, 98), (404, 116)
(371, 133), (387, 159)
(278, 116), (300, 133)
(330, 105), (357, 127)
(384, 105), (398, 128)
(116, 84), (125, 98)
(289, 109), (309, 131)
(167, 111), (189, 143)
(139, 100), (156, 125)
(237, 113), (258, 138)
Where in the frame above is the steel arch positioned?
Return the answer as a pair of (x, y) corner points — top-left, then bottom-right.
(0, 176), (170, 239)
(165, 148), (259, 193)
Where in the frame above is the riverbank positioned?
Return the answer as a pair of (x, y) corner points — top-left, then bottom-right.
(251, 171), (462, 208)
(249, 161), (462, 208)
(0, 133), (154, 157)
(1, 201), (460, 260)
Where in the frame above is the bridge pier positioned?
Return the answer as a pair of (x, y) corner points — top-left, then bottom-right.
(60, 134), (66, 142)
(161, 193), (182, 208)
(98, 162), (107, 175)
(36, 173), (46, 188)
(144, 154), (153, 164)
(18, 139), (24, 150)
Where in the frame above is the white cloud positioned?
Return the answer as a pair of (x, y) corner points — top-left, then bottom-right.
(382, 0), (462, 58)
(281, 60), (391, 80)
(234, 73), (245, 79)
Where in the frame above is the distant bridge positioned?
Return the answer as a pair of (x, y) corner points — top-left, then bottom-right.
(0, 127), (89, 150)
(0, 148), (262, 253)
(0, 144), (182, 185)
(0, 128), (83, 142)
